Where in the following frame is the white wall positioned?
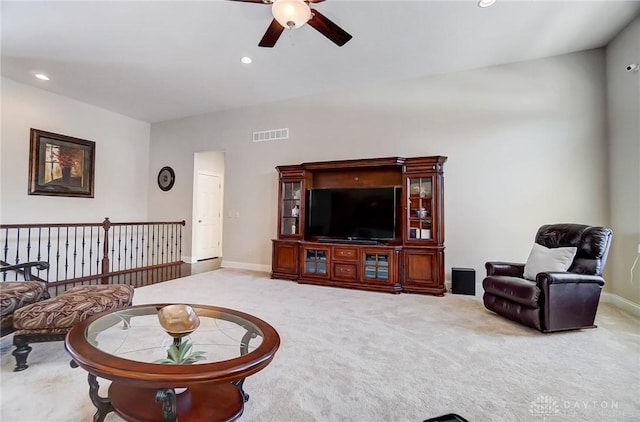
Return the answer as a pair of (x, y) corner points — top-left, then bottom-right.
(1, 78), (150, 223)
(606, 17), (640, 305)
(149, 49), (610, 284)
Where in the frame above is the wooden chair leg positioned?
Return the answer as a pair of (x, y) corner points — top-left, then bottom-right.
(12, 335), (31, 372)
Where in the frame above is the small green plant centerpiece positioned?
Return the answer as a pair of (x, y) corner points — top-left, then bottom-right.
(155, 304), (206, 365)
(155, 338), (206, 365)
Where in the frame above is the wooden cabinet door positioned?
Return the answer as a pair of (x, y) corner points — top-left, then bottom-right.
(271, 240), (299, 280)
(402, 248), (445, 295)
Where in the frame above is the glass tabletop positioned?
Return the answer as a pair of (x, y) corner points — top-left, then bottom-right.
(86, 305), (264, 365)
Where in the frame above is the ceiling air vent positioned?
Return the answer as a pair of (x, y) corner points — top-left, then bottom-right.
(253, 128), (289, 143)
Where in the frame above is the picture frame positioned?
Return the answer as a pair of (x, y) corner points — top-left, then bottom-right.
(28, 128), (95, 198)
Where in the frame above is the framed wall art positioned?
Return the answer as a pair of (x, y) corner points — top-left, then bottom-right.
(28, 128), (96, 198)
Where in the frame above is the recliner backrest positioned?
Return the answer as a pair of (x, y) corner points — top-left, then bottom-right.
(535, 224), (612, 276)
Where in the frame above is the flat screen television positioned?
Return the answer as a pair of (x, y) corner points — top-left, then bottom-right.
(307, 187), (400, 241)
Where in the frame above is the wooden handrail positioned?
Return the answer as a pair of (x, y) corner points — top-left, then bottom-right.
(0, 222), (103, 229)
(0, 218), (186, 229)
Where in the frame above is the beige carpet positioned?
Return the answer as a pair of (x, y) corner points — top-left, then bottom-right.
(1, 268), (639, 422)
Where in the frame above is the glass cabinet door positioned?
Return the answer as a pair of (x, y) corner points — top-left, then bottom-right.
(363, 253), (389, 281)
(407, 176), (433, 241)
(304, 249), (328, 275)
(280, 181), (302, 236)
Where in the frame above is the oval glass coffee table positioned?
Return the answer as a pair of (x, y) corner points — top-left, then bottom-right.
(65, 304), (280, 422)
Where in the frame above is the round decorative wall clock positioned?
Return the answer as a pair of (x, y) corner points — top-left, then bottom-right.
(157, 166), (175, 191)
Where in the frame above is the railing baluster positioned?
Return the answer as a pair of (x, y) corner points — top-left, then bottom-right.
(37, 228), (42, 262)
(140, 226), (149, 267)
(135, 224), (140, 268)
(26, 228), (32, 261)
(114, 226), (119, 272)
(2, 228), (7, 281)
(170, 224), (175, 263)
(64, 226), (70, 280)
(96, 226), (101, 275)
(161, 224), (166, 264)
(166, 224), (170, 263)
(89, 226), (94, 277)
(14, 228), (20, 265)
(72, 227), (78, 279)
(101, 218), (110, 285)
(152, 224), (156, 266)
(2, 228), (8, 261)
(179, 224), (183, 262)
(159, 224), (162, 265)
(46, 227), (51, 281)
(56, 227), (61, 282)
(81, 226), (86, 278)
(129, 225), (134, 269)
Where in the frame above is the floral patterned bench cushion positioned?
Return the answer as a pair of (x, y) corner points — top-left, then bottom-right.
(13, 284), (134, 331)
(0, 281), (48, 331)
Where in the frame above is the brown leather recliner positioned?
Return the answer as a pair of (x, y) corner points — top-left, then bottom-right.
(482, 224), (612, 333)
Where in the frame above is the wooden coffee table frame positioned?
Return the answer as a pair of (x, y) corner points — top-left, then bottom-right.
(65, 304), (280, 422)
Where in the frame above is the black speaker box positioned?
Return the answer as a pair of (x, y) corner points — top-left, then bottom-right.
(451, 267), (475, 295)
(424, 413), (469, 422)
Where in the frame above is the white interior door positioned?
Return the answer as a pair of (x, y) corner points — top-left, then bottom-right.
(195, 172), (222, 260)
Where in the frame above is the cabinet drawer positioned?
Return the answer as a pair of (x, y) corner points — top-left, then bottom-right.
(333, 263), (358, 281)
(333, 247), (358, 260)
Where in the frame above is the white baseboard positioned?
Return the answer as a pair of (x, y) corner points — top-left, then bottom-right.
(181, 255), (197, 264)
(221, 260), (271, 273)
(601, 292), (640, 318)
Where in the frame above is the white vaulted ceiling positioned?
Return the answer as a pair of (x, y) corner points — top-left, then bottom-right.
(2, 0), (639, 123)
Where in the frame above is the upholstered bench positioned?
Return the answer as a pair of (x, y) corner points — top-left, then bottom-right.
(1, 262), (50, 336)
(12, 284), (134, 371)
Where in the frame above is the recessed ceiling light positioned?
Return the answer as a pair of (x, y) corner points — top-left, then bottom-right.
(34, 73), (50, 81)
(240, 56), (253, 64)
(478, 0), (496, 8)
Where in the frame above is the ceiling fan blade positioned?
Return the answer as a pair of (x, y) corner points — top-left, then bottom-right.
(259, 19), (285, 47)
(226, 0), (272, 3)
(307, 8), (352, 47)
(225, 0), (325, 2)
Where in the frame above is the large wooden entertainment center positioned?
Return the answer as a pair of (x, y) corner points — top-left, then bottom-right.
(271, 156), (447, 296)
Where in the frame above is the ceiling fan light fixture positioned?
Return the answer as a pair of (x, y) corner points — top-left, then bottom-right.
(272, 0), (311, 29)
(478, 0), (496, 8)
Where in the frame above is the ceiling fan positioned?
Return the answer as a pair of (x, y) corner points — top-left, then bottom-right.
(229, 0), (352, 48)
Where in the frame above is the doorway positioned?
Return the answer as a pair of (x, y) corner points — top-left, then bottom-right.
(195, 172), (222, 260)
(192, 151), (225, 262)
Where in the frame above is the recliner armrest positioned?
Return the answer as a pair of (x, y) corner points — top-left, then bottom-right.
(536, 272), (605, 286)
(485, 261), (525, 277)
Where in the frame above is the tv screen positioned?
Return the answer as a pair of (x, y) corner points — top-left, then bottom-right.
(307, 187), (400, 241)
